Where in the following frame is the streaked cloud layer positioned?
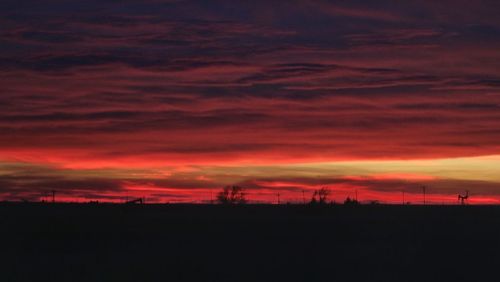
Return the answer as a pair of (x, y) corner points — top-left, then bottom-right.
(1, 0), (500, 203)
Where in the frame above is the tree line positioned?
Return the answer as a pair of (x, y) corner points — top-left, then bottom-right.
(216, 186), (359, 205)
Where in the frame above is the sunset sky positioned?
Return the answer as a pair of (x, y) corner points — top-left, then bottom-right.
(1, 0), (500, 204)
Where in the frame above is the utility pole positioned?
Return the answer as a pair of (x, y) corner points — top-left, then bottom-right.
(422, 186), (426, 205)
(402, 191), (405, 205)
(302, 190), (305, 205)
(355, 189), (358, 202)
(52, 190), (56, 203)
(277, 193), (280, 205)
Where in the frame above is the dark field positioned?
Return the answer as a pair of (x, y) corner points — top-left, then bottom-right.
(2, 203), (500, 282)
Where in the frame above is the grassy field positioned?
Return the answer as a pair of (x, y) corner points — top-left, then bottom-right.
(1, 203), (499, 281)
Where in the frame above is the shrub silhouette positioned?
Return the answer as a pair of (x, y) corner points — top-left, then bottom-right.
(216, 186), (247, 204)
(344, 197), (359, 205)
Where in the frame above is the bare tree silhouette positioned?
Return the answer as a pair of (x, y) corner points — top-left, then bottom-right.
(216, 186), (247, 204)
(311, 187), (331, 205)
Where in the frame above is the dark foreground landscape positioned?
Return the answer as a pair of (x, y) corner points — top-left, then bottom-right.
(2, 203), (500, 282)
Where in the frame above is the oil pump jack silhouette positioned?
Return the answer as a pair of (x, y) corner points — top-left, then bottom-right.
(126, 197), (144, 205)
(458, 190), (469, 205)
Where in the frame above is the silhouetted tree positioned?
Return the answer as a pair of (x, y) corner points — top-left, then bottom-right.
(344, 197), (359, 205)
(216, 186), (247, 204)
(310, 195), (317, 205)
(310, 187), (330, 204)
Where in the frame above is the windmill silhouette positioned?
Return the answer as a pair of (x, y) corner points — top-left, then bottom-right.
(458, 190), (469, 205)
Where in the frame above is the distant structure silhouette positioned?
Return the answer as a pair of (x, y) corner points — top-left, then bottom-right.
(51, 190), (56, 203)
(458, 190), (469, 205)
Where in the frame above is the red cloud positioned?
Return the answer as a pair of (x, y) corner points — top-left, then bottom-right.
(1, 0), (500, 203)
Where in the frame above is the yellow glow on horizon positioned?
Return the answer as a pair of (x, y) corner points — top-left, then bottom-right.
(2, 155), (500, 184)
